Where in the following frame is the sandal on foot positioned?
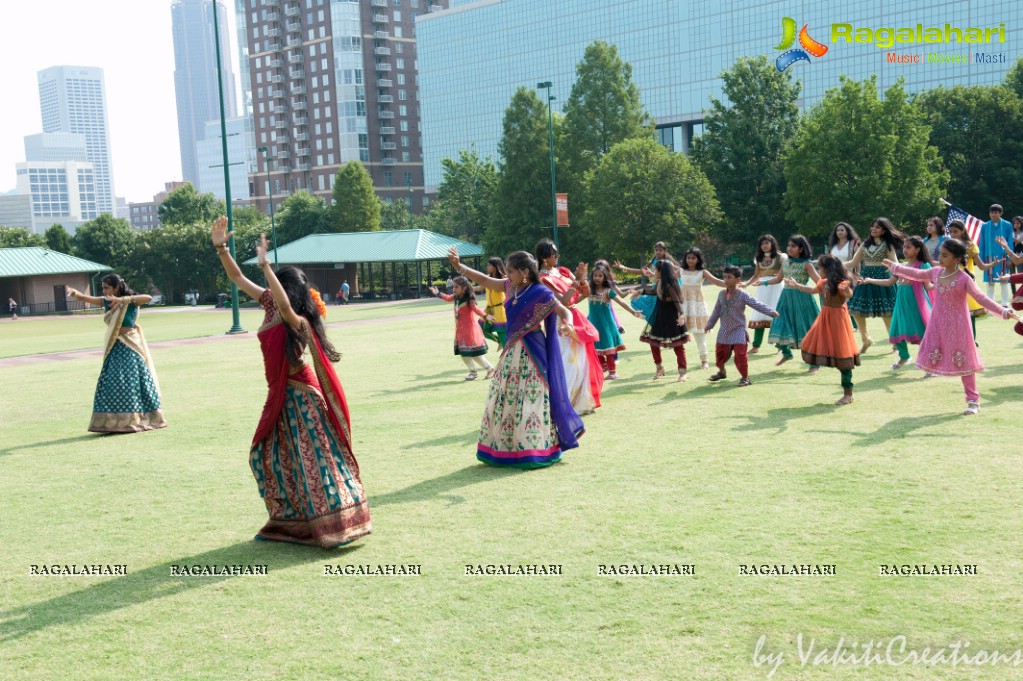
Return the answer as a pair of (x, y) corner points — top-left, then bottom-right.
(962, 401), (980, 416)
(699, 360), (709, 370)
(748, 346), (760, 355)
(737, 377), (752, 387)
(859, 338), (873, 354)
(835, 394), (854, 405)
(464, 371), (478, 381)
(652, 364), (665, 380)
(677, 369), (688, 382)
(891, 359), (907, 370)
(708, 370), (727, 382)
(606, 372), (618, 380)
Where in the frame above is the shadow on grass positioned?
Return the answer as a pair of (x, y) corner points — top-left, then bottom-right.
(404, 429), (479, 449)
(370, 377), (474, 396)
(373, 463), (525, 508)
(0, 540), (335, 643)
(0, 434), (100, 458)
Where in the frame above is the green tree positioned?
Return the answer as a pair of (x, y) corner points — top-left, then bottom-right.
(331, 161), (380, 232)
(231, 205), (271, 231)
(427, 147), (498, 244)
(914, 84), (1023, 216)
(584, 137), (721, 266)
(274, 190), (331, 245)
(783, 76), (947, 240)
(139, 222), (221, 304)
(157, 183), (225, 226)
(691, 56), (801, 246)
(485, 87), (554, 257)
(43, 224), (74, 254)
(1005, 57), (1023, 99)
(379, 198), (412, 230)
(559, 40), (651, 261)
(73, 214), (140, 280)
(0, 227), (44, 248)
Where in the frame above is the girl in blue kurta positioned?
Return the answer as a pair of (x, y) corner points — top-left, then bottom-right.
(67, 274), (167, 433)
(763, 235), (821, 369)
(587, 264), (644, 379)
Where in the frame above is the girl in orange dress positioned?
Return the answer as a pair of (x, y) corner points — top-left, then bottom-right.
(786, 254), (861, 405)
(430, 276), (495, 380)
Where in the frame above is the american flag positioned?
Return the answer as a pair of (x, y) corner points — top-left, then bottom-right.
(945, 205), (983, 244)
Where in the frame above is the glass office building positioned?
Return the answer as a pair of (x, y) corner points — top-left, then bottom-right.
(418, 0), (1021, 190)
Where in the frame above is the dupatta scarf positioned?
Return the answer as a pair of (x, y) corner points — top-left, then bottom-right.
(102, 298), (160, 394)
(504, 282), (584, 451)
(252, 309), (354, 467)
(538, 267), (604, 406)
(903, 262), (933, 326)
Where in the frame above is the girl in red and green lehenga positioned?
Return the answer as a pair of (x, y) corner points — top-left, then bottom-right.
(212, 216), (370, 549)
(66, 275), (167, 433)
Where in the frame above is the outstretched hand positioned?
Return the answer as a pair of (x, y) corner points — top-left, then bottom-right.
(613, 260), (625, 270)
(256, 232), (270, 267)
(881, 258), (898, 270)
(447, 246), (461, 271)
(211, 215), (229, 248)
(428, 286), (439, 296)
(104, 295), (121, 309)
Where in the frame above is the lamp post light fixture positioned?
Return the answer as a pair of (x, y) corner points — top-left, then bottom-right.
(257, 146), (278, 266)
(406, 175), (413, 230)
(536, 80), (558, 249)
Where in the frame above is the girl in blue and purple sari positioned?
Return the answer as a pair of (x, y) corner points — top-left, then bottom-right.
(447, 248), (584, 468)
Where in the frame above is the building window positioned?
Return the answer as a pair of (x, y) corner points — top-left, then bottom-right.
(400, 120), (408, 131)
(401, 135), (409, 147)
(397, 73), (405, 85)
(403, 171), (412, 185)
(402, 151), (410, 162)
(396, 58), (405, 69)
(384, 171), (393, 186)
(398, 89), (407, 101)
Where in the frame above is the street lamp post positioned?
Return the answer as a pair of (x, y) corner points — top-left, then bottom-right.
(406, 175), (413, 230)
(212, 0), (244, 333)
(257, 146), (278, 266)
(537, 81), (558, 249)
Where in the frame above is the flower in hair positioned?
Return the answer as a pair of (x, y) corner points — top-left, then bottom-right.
(310, 289), (327, 319)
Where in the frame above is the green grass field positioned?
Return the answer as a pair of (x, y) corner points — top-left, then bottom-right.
(1, 302), (1022, 680)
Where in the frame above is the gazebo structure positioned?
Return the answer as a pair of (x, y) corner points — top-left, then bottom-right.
(0, 247), (111, 316)
(245, 229), (486, 300)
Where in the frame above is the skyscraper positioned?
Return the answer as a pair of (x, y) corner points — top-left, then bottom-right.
(172, 0), (238, 188)
(37, 66), (115, 215)
(244, 0), (449, 216)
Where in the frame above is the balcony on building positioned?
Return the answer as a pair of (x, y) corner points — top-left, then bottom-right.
(298, 162), (312, 171)
(429, 3), (441, 11)
(381, 157), (397, 166)
(378, 94), (394, 103)
(371, 0), (387, 6)
(277, 134), (290, 144)
(274, 105), (286, 115)
(380, 141), (397, 150)
(374, 30), (388, 39)
(293, 115), (309, 126)
(285, 5), (300, 16)
(297, 147), (311, 157)
(267, 28), (281, 38)
(286, 22), (301, 33)
(375, 63), (392, 72)
(378, 110), (395, 119)
(292, 100), (308, 110)
(375, 46), (391, 56)
(275, 118), (289, 129)
(289, 68), (305, 79)
(372, 14), (389, 23)
(269, 42), (282, 51)
(376, 78), (392, 88)
(287, 37), (302, 47)
(379, 126), (395, 135)
(270, 88), (285, 99)
(294, 132), (310, 142)
(288, 52), (304, 64)
(268, 58), (282, 68)
(290, 84), (306, 95)
(278, 150), (291, 159)
(271, 75), (284, 84)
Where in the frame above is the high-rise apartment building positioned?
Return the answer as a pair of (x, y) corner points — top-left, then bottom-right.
(172, 0), (239, 188)
(37, 66), (115, 216)
(15, 160), (98, 233)
(196, 116), (257, 201)
(243, 0), (448, 215)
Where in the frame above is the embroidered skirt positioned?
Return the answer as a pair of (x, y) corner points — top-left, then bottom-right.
(848, 266), (898, 317)
(89, 339), (167, 433)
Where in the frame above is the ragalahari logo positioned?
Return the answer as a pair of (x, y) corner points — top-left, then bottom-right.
(774, 17), (829, 71)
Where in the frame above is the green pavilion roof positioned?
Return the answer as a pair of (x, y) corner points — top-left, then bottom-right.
(0, 247), (112, 277)
(243, 229), (485, 265)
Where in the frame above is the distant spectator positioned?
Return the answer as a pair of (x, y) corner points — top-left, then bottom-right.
(445, 276), (454, 295)
(341, 280), (350, 304)
(7, 297), (17, 320)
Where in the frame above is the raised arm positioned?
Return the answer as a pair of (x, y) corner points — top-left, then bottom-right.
(995, 236), (1023, 266)
(66, 286), (104, 307)
(702, 269), (727, 287)
(805, 261), (821, 284)
(963, 275), (1017, 320)
(428, 286), (453, 302)
(843, 243), (865, 270)
(257, 233), (304, 331)
(610, 291), (645, 318)
(783, 277), (816, 294)
(885, 260), (933, 283)
(859, 272), (897, 287)
(211, 215), (265, 300)
(447, 247), (505, 291)
(614, 260), (645, 275)
(745, 262), (763, 287)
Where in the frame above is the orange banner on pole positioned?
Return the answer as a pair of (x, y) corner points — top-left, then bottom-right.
(556, 193), (569, 226)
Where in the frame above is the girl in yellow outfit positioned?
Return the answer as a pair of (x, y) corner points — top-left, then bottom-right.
(481, 257), (507, 348)
(949, 220), (998, 343)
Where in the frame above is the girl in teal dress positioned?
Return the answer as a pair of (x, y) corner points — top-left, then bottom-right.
(763, 235), (821, 370)
(859, 236), (933, 370)
(587, 264), (643, 379)
(844, 217), (906, 354)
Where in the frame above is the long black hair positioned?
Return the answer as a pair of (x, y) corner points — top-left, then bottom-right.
(940, 238), (973, 279)
(788, 235), (813, 260)
(904, 236), (934, 266)
(683, 247), (705, 271)
(451, 275), (475, 305)
(486, 256), (506, 278)
(946, 220), (972, 246)
(870, 217), (907, 250)
(535, 238), (558, 266)
(828, 222), (860, 250)
(655, 259), (682, 301)
(753, 235), (780, 265)
(815, 254), (852, 297)
(506, 251), (540, 284)
(276, 266), (341, 365)
(102, 273), (137, 297)
(589, 262), (613, 293)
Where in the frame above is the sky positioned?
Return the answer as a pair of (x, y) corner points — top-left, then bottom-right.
(0, 1), (242, 204)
